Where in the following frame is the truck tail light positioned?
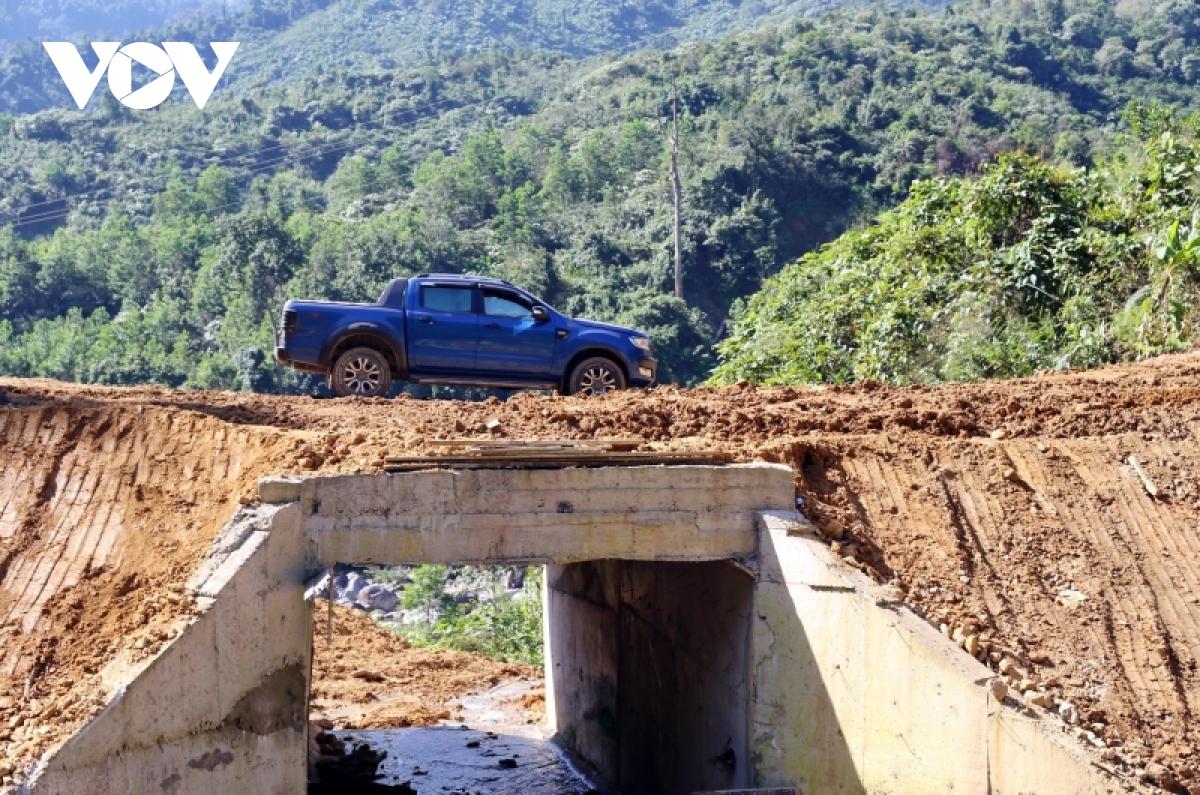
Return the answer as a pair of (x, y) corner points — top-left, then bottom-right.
(282, 309), (298, 337)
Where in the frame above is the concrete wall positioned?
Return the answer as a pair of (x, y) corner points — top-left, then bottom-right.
(27, 505), (311, 795)
(545, 560), (753, 795)
(294, 464), (794, 566)
(26, 466), (1121, 795)
(750, 514), (1116, 794)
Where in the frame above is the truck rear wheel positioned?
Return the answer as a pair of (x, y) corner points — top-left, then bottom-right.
(567, 356), (626, 396)
(331, 347), (392, 398)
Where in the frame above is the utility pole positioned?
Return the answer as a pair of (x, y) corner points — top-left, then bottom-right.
(669, 77), (683, 300)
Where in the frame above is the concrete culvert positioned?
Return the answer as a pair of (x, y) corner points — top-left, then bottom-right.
(5, 353), (1200, 792)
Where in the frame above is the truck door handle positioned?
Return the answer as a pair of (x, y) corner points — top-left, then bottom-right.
(484, 323), (501, 330)
(418, 317), (435, 324)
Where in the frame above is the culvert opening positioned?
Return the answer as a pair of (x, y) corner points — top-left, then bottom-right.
(546, 559), (755, 795)
(306, 563), (593, 795)
(305, 559), (754, 795)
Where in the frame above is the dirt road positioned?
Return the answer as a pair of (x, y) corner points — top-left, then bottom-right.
(2, 353), (1200, 788)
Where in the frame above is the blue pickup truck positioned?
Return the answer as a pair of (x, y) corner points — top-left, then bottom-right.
(275, 274), (657, 398)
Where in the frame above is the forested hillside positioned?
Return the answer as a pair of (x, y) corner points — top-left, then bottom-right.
(0, 0), (948, 115)
(712, 106), (1200, 385)
(0, 0), (217, 46)
(3, 0), (1200, 391)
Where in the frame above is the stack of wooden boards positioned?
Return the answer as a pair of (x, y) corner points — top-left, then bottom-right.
(383, 439), (731, 471)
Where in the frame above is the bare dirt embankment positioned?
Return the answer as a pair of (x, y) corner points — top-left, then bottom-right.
(2, 353), (1200, 789)
(310, 602), (539, 729)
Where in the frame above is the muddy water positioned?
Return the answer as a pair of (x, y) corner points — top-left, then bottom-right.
(313, 679), (596, 794)
(327, 726), (594, 794)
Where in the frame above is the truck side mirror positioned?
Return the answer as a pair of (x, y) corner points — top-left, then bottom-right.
(531, 306), (550, 323)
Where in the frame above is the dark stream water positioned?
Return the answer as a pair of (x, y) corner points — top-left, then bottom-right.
(309, 725), (595, 794)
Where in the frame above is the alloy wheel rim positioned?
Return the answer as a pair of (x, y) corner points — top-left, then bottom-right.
(342, 357), (381, 394)
(579, 366), (616, 396)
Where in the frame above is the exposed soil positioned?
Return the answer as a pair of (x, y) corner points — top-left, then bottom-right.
(3, 352), (1200, 788)
(310, 602), (539, 730)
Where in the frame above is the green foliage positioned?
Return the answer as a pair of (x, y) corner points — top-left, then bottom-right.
(400, 566), (544, 667)
(712, 108), (1200, 385)
(3, 0), (1200, 389)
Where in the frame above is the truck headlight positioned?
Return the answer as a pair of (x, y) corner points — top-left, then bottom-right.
(631, 336), (651, 352)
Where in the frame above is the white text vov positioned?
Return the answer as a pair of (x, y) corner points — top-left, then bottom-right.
(43, 42), (239, 110)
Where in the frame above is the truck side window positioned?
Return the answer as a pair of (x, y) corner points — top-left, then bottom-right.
(483, 290), (533, 319)
(421, 286), (473, 313)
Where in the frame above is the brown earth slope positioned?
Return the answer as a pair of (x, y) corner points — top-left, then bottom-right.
(310, 601), (538, 729)
(2, 353), (1200, 788)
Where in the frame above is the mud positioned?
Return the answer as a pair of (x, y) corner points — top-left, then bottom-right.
(3, 353), (1200, 786)
(311, 602), (539, 730)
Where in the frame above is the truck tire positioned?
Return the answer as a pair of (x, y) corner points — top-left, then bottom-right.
(331, 347), (392, 398)
(567, 356), (626, 396)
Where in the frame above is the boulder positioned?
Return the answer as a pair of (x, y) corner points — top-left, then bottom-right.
(336, 572), (366, 605)
(356, 584), (398, 613)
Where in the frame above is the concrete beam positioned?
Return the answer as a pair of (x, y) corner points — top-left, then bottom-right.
(300, 464), (794, 566)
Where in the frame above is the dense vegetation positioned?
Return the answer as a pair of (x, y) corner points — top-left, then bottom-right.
(712, 106), (1200, 384)
(3, 0), (1200, 390)
(0, 0), (947, 114)
(396, 564), (544, 666)
(0, 0), (214, 47)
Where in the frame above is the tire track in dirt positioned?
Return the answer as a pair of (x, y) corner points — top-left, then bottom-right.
(4, 354), (1200, 785)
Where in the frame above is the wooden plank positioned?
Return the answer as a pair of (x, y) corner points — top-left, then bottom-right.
(383, 451), (727, 465)
(382, 451), (730, 471)
(427, 438), (643, 448)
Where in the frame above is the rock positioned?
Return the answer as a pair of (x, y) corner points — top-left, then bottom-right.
(498, 758), (518, 769)
(988, 678), (1009, 701)
(356, 584), (398, 613)
(1027, 691), (1051, 708)
(351, 670), (386, 683)
(990, 429), (1010, 440)
(1058, 701), (1079, 725)
(951, 625), (966, 645)
(1002, 467), (1022, 483)
(1144, 763), (1176, 789)
(315, 718), (334, 730)
(1101, 748), (1119, 762)
(818, 520), (845, 541)
(336, 573), (366, 604)
(485, 418), (502, 433)
(964, 634), (980, 656)
(1017, 678), (1036, 693)
(998, 657), (1015, 676)
(1057, 589), (1088, 609)
(0, 389), (9, 406)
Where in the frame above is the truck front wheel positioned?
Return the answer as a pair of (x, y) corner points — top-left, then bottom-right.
(567, 356), (626, 396)
(331, 347), (393, 398)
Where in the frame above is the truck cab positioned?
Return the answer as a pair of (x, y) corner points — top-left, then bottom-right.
(276, 274), (657, 398)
